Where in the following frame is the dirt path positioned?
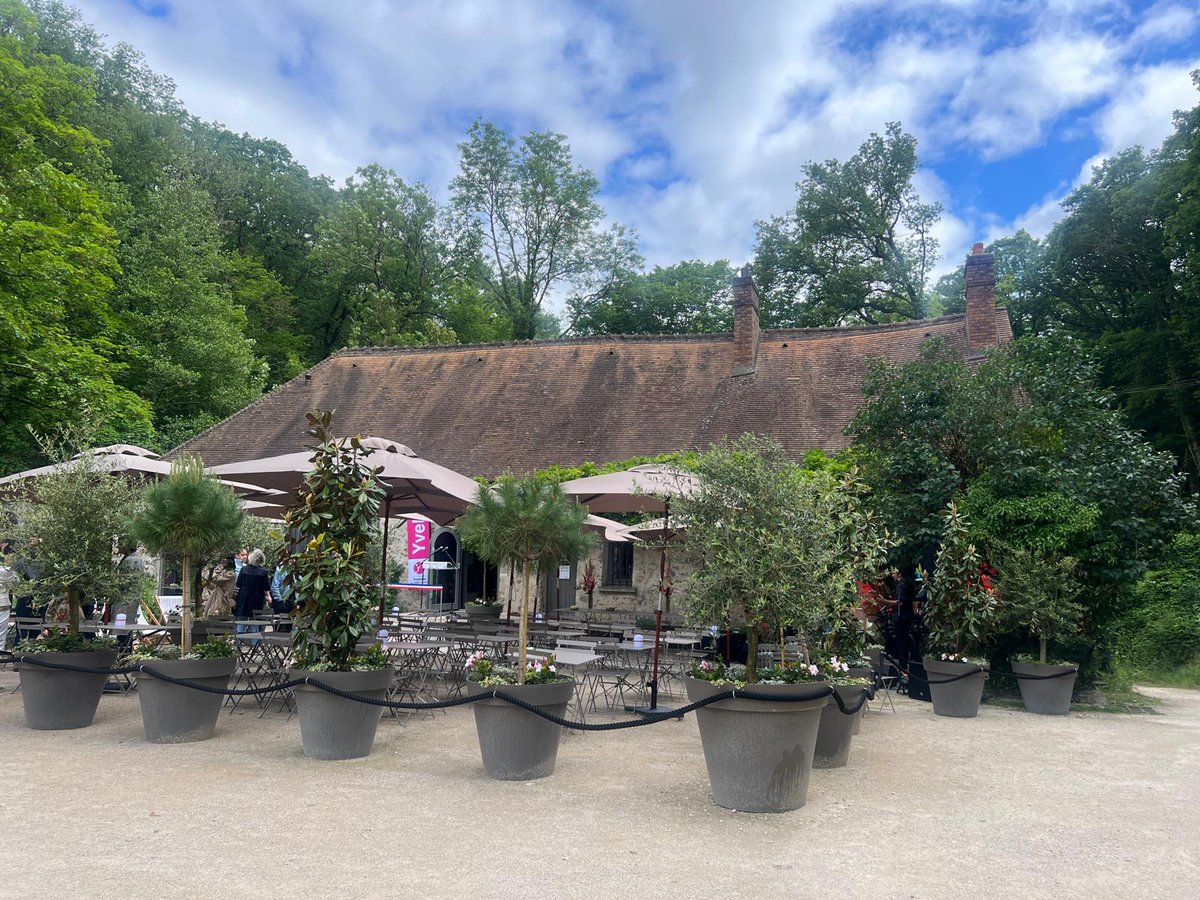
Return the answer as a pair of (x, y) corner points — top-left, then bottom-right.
(1, 675), (1196, 899)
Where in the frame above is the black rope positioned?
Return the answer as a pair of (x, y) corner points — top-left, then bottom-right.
(2, 651), (873, 729)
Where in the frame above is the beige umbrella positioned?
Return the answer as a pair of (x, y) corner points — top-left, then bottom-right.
(560, 465), (698, 713)
(0, 444), (279, 498)
(209, 436), (482, 625)
(583, 513), (632, 543)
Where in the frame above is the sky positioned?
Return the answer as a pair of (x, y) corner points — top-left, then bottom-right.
(74, 0), (1200, 279)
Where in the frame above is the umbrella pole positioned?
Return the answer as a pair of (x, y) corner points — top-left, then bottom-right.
(376, 497), (392, 629)
(633, 498), (674, 716)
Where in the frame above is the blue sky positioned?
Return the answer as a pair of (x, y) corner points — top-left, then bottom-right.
(75, 0), (1200, 278)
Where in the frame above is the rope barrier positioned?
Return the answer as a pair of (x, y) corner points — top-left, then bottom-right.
(0, 651), (874, 730)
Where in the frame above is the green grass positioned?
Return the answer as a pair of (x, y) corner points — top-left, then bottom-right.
(1115, 658), (1200, 690)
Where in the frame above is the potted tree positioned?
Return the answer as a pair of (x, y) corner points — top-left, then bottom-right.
(280, 412), (394, 760)
(678, 435), (878, 812)
(458, 476), (591, 780)
(129, 456), (243, 742)
(923, 503), (998, 718)
(4, 426), (141, 730)
(997, 546), (1084, 715)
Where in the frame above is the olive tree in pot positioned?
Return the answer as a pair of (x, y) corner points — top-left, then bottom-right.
(3, 425), (141, 729)
(280, 411), (394, 760)
(996, 546), (1084, 715)
(129, 456), (243, 741)
(923, 503), (999, 718)
(678, 435), (870, 812)
(458, 476), (591, 780)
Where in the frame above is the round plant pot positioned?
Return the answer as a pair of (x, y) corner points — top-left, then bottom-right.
(1012, 661), (1077, 716)
(814, 684), (867, 769)
(290, 667), (394, 760)
(846, 667), (871, 735)
(464, 604), (503, 622)
(467, 680), (574, 780)
(923, 657), (988, 718)
(685, 676), (829, 813)
(136, 656), (236, 743)
(18, 649), (119, 730)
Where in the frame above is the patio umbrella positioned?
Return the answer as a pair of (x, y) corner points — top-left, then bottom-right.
(560, 465), (698, 714)
(0, 444), (279, 498)
(583, 513), (632, 543)
(208, 436), (482, 625)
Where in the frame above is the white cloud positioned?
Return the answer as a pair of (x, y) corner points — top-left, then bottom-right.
(69, 0), (1200, 284)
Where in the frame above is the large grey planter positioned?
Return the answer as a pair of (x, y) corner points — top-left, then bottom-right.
(923, 657), (988, 718)
(290, 667), (394, 760)
(467, 680), (574, 780)
(18, 649), (119, 730)
(1012, 661), (1077, 716)
(464, 604), (503, 623)
(814, 684), (867, 769)
(136, 656), (236, 743)
(686, 676), (829, 813)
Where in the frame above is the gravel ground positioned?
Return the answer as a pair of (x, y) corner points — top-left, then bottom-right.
(1, 672), (1196, 900)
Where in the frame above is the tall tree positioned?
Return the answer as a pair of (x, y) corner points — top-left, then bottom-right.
(929, 230), (1046, 329)
(108, 169), (265, 447)
(567, 259), (733, 336)
(305, 163), (483, 354)
(0, 0), (152, 470)
(754, 122), (941, 327)
(452, 119), (640, 340)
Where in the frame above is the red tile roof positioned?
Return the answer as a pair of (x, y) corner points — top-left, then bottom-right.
(173, 309), (1012, 477)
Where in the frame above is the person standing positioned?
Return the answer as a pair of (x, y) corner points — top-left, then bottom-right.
(270, 563), (295, 631)
(894, 567), (917, 668)
(234, 548), (248, 576)
(0, 540), (20, 652)
(202, 556), (238, 618)
(233, 549), (271, 637)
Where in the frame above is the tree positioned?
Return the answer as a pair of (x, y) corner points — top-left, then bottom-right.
(0, 1), (153, 470)
(567, 259), (733, 336)
(279, 411), (386, 671)
(849, 335), (1194, 605)
(305, 163), (483, 354)
(678, 434), (867, 681)
(107, 168), (266, 444)
(458, 476), (591, 681)
(924, 504), (998, 657)
(452, 119), (640, 340)
(995, 545), (1085, 665)
(131, 455), (244, 652)
(754, 122), (941, 327)
(1, 420), (142, 634)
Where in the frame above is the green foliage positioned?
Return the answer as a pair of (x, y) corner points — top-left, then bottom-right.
(678, 434), (883, 681)
(960, 475), (1100, 559)
(929, 230), (1044, 326)
(452, 119), (641, 340)
(1, 419), (141, 632)
(924, 504), (998, 656)
(533, 451), (701, 485)
(994, 546), (1086, 663)
(754, 122), (941, 327)
(1118, 533), (1200, 672)
(16, 632), (116, 654)
(568, 259), (733, 336)
(280, 410), (386, 672)
(131, 455), (244, 566)
(465, 650), (570, 686)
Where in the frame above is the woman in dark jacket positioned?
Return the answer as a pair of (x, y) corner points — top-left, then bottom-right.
(234, 549), (272, 635)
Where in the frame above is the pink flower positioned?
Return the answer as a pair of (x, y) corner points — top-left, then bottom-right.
(808, 664), (820, 676)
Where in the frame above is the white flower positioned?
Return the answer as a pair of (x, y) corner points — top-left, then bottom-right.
(808, 664), (820, 676)
(549, 665), (557, 673)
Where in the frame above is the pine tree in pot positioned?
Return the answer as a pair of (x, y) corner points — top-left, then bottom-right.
(678, 435), (880, 812)
(279, 411), (394, 760)
(996, 546), (1084, 715)
(923, 503), (999, 718)
(129, 456), (243, 741)
(3, 424), (141, 730)
(458, 476), (591, 780)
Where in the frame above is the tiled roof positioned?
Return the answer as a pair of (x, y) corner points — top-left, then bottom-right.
(172, 309), (1012, 477)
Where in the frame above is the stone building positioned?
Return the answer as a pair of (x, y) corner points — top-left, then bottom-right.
(176, 248), (1009, 613)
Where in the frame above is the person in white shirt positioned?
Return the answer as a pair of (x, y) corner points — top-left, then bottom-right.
(0, 540), (20, 653)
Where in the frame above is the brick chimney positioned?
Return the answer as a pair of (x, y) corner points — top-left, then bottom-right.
(731, 265), (760, 376)
(965, 242), (997, 358)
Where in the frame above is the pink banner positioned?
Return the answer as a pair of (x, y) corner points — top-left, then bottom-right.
(407, 520), (431, 561)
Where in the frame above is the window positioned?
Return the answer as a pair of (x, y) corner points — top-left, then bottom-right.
(604, 541), (633, 588)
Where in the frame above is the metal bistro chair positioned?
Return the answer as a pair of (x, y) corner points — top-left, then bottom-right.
(871, 653), (898, 714)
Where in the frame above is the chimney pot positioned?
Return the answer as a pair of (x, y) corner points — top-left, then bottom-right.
(972, 242), (985, 254)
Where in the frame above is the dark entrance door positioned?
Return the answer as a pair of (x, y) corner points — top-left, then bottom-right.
(431, 530), (459, 609)
(460, 546), (498, 605)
